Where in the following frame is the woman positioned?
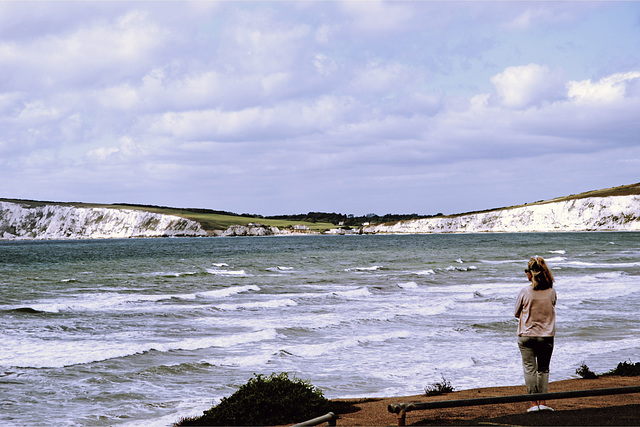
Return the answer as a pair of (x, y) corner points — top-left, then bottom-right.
(514, 256), (557, 412)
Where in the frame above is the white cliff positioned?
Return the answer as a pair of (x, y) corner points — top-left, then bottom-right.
(362, 196), (640, 234)
(0, 201), (207, 240)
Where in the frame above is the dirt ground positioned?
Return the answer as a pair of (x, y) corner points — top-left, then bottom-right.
(328, 376), (640, 426)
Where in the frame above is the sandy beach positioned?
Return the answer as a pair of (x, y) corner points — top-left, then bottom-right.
(329, 376), (640, 426)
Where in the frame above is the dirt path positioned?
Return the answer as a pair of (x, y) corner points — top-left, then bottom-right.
(329, 376), (640, 426)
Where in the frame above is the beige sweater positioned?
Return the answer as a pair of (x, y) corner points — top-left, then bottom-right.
(514, 285), (557, 337)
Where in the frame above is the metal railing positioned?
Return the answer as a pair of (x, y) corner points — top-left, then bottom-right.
(292, 411), (338, 426)
(388, 385), (640, 426)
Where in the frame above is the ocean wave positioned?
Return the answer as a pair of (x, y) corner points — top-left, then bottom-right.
(345, 266), (383, 272)
(561, 260), (640, 268)
(549, 250), (566, 254)
(407, 301), (451, 316)
(444, 265), (477, 272)
(197, 285), (261, 299)
(158, 271), (202, 278)
(0, 329), (277, 368)
(479, 259), (522, 264)
(215, 298), (298, 311)
(397, 281), (419, 289)
(415, 269), (436, 275)
(544, 256), (566, 262)
(206, 268), (247, 276)
(2, 307), (48, 315)
(282, 330), (411, 358)
(6, 285), (262, 314)
(332, 287), (372, 298)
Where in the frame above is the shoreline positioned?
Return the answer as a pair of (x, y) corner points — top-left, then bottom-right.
(329, 376), (640, 426)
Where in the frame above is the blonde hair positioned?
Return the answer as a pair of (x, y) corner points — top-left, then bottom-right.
(527, 256), (554, 290)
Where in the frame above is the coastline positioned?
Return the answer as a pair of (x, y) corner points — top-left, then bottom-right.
(329, 376), (640, 426)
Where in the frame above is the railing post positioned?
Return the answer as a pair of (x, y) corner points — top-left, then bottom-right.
(397, 409), (406, 427)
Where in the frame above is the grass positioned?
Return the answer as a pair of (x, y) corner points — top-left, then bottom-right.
(604, 360), (640, 377)
(576, 360), (640, 379)
(576, 362), (598, 379)
(425, 376), (455, 396)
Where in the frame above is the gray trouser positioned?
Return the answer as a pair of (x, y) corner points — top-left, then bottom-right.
(517, 336), (554, 395)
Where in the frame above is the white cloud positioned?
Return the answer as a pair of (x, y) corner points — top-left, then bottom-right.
(490, 64), (565, 108)
(150, 95), (355, 142)
(568, 72), (640, 104)
(0, 9), (167, 90)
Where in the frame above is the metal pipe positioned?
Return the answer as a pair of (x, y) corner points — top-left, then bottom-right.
(388, 385), (640, 426)
(292, 411), (338, 426)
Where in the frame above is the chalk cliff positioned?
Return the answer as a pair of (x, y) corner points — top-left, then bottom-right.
(362, 195), (640, 234)
(0, 201), (207, 240)
(2, 192), (639, 240)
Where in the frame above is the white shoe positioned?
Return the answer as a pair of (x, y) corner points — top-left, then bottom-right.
(527, 406), (540, 412)
(539, 405), (555, 411)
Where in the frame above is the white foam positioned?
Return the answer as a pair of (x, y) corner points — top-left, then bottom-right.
(206, 269), (247, 276)
(283, 330), (410, 358)
(346, 265), (383, 272)
(332, 287), (372, 298)
(10, 285), (262, 314)
(197, 285), (261, 299)
(216, 298), (297, 311)
(479, 259), (522, 264)
(561, 260), (640, 268)
(415, 269), (436, 275)
(397, 281), (419, 289)
(0, 329), (277, 368)
(544, 256), (566, 263)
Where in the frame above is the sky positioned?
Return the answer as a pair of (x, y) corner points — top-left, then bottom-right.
(1, 1), (639, 216)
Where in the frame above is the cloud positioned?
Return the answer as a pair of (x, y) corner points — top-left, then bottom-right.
(1, 2), (638, 215)
(490, 63), (565, 108)
(0, 10), (168, 90)
(568, 72), (640, 104)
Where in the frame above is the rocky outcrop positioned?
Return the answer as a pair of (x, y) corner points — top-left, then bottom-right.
(215, 224), (282, 237)
(0, 201), (207, 239)
(362, 196), (640, 234)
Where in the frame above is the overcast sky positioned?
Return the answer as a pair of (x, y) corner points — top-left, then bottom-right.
(1, 1), (639, 216)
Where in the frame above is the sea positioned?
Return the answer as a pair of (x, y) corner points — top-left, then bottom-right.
(1, 233), (639, 426)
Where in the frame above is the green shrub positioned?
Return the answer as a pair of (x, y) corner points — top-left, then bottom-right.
(604, 360), (640, 377)
(175, 373), (331, 426)
(424, 376), (455, 396)
(576, 362), (598, 379)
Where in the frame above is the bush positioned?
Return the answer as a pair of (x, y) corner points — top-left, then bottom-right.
(604, 360), (640, 377)
(425, 376), (455, 396)
(576, 362), (598, 379)
(175, 373), (331, 426)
